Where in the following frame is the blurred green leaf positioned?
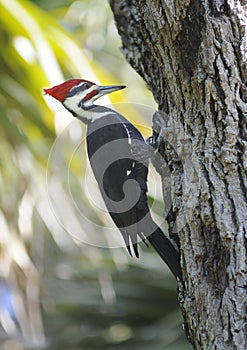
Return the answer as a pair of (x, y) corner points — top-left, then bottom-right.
(0, 1), (190, 349)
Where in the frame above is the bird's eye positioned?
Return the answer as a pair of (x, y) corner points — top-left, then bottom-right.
(67, 82), (91, 98)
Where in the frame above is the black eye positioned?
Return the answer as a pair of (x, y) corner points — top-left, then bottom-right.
(67, 82), (92, 97)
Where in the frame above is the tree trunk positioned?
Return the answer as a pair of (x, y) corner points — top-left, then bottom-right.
(110, 1), (247, 349)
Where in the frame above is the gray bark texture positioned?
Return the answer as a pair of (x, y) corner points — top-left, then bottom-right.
(110, 1), (247, 349)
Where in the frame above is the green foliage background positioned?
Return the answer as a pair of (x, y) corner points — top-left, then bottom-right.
(0, 1), (191, 349)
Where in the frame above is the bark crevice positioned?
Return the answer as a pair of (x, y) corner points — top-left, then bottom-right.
(110, 0), (247, 348)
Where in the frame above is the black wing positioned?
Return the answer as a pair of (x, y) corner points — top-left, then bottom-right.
(86, 112), (149, 256)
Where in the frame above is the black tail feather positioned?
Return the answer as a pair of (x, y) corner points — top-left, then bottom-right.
(133, 242), (139, 258)
(147, 227), (182, 281)
(121, 230), (140, 258)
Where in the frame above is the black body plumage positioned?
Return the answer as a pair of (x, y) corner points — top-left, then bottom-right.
(86, 109), (182, 280)
(44, 79), (182, 281)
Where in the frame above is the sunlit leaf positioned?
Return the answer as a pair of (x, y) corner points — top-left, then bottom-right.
(0, 1), (189, 349)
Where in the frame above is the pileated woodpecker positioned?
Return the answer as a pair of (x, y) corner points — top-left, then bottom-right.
(44, 79), (182, 280)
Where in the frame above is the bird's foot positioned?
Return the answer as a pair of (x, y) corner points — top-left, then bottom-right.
(146, 125), (174, 151)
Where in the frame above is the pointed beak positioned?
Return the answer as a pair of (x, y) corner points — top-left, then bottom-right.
(98, 84), (126, 95)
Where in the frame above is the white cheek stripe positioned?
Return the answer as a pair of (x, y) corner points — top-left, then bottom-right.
(64, 90), (133, 138)
(70, 81), (86, 93)
(64, 94), (111, 121)
(64, 86), (96, 109)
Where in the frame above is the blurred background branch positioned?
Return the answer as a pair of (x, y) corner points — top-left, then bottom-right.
(0, 0), (190, 349)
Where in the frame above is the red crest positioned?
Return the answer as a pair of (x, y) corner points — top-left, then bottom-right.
(44, 79), (93, 101)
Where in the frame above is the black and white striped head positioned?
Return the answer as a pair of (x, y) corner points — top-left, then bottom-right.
(44, 79), (126, 122)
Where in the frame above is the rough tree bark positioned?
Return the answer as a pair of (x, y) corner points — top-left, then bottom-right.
(110, 1), (247, 349)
